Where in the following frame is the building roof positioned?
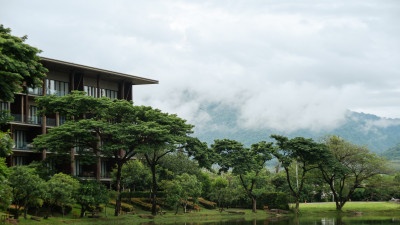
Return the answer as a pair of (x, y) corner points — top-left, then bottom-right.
(40, 57), (159, 85)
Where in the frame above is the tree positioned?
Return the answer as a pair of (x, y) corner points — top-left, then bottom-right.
(44, 173), (79, 218)
(114, 159), (152, 192)
(319, 135), (389, 210)
(0, 24), (47, 102)
(140, 132), (208, 215)
(176, 173), (202, 213)
(162, 173), (202, 214)
(33, 91), (204, 216)
(75, 180), (109, 217)
(0, 158), (11, 211)
(158, 151), (202, 177)
(161, 179), (182, 214)
(212, 139), (274, 213)
(271, 135), (330, 212)
(209, 177), (234, 211)
(8, 166), (44, 219)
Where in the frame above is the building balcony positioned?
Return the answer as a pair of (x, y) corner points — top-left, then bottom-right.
(14, 142), (34, 151)
(10, 114), (56, 127)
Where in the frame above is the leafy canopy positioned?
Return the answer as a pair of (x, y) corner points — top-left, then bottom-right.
(0, 24), (47, 101)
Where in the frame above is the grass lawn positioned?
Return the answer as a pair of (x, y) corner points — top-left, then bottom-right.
(6, 202), (400, 224)
(297, 201), (400, 215)
(12, 205), (272, 225)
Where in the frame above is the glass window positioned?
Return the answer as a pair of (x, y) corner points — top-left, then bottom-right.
(46, 79), (69, 96)
(15, 130), (27, 149)
(29, 105), (41, 124)
(0, 102), (8, 111)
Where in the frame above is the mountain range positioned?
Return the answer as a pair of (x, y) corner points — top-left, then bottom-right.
(192, 105), (400, 155)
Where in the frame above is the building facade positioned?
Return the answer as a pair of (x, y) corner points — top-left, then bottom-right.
(1, 57), (158, 182)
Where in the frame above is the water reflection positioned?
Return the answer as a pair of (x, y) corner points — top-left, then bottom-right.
(140, 215), (400, 225)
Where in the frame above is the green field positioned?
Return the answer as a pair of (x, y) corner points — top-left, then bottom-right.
(3, 201), (400, 225)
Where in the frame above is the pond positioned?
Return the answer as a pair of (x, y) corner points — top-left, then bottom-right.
(140, 216), (400, 225)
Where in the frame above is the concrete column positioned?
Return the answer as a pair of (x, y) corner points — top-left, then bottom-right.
(97, 75), (101, 98)
(24, 95), (29, 123)
(41, 78), (47, 160)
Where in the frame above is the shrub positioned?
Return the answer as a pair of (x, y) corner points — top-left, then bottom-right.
(120, 191), (166, 199)
(109, 200), (135, 212)
(256, 192), (289, 210)
(128, 198), (160, 211)
(198, 198), (216, 209)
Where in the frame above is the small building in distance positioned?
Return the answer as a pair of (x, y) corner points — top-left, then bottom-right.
(0, 57), (158, 183)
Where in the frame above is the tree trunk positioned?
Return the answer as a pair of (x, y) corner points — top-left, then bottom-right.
(114, 162), (123, 216)
(175, 203), (179, 215)
(80, 206), (85, 218)
(295, 197), (300, 212)
(252, 197), (257, 213)
(23, 200), (28, 219)
(151, 163), (158, 215)
(62, 205), (65, 218)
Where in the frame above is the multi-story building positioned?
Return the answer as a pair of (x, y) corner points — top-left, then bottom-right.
(1, 57), (158, 182)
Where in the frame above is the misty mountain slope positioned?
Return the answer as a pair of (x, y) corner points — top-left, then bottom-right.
(193, 105), (400, 153)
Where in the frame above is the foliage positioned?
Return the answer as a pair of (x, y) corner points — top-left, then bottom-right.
(197, 198), (216, 209)
(319, 135), (390, 210)
(8, 166), (44, 219)
(0, 179), (11, 210)
(33, 91), (205, 216)
(120, 191), (166, 199)
(162, 173), (202, 214)
(0, 157), (9, 181)
(0, 24), (47, 101)
(256, 192), (289, 210)
(109, 200), (135, 212)
(212, 139), (274, 212)
(158, 151), (202, 177)
(113, 159), (152, 191)
(75, 180), (109, 217)
(176, 173), (202, 213)
(44, 173), (79, 218)
(271, 135), (330, 212)
(198, 172), (212, 199)
(0, 130), (13, 157)
(162, 179), (183, 213)
(128, 198), (159, 211)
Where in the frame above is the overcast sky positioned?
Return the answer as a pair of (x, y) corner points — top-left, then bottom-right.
(1, 0), (400, 132)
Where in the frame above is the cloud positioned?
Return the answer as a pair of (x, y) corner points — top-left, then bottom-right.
(1, 0), (400, 132)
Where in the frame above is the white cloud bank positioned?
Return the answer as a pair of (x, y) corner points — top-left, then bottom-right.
(1, 0), (400, 132)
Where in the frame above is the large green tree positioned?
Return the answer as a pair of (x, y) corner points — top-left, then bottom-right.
(0, 24), (47, 101)
(9, 166), (44, 219)
(115, 159), (152, 192)
(44, 173), (79, 218)
(33, 91), (207, 216)
(271, 135), (330, 212)
(75, 180), (109, 217)
(212, 139), (274, 213)
(319, 135), (389, 210)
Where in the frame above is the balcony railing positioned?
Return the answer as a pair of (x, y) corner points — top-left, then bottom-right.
(46, 118), (56, 126)
(10, 114), (56, 126)
(11, 114), (22, 123)
(27, 116), (42, 125)
(14, 142), (34, 150)
(28, 87), (43, 96)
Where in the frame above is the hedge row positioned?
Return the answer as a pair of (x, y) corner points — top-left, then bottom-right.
(120, 191), (166, 199)
(256, 192), (289, 210)
(128, 198), (160, 211)
(109, 200), (135, 212)
(198, 198), (216, 209)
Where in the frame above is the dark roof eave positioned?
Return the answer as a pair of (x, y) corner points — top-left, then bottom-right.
(40, 57), (159, 85)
